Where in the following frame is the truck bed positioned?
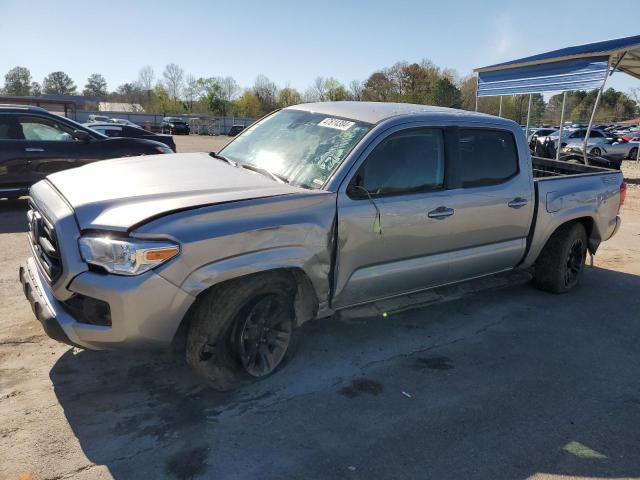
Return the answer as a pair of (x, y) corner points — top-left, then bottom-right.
(532, 156), (614, 179)
(522, 155), (624, 269)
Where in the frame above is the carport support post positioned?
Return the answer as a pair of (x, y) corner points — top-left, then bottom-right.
(498, 96), (503, 117)
(583, 58), (611, 166)
(474, 74), (479, 112)
(525, 93), (533, 146)
(556, 91), (567, 162)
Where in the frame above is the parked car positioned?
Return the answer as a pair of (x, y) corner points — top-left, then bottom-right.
(227, 125), (245, 136)
(528, 127), (556, 150)
(84, 122), (176, 152)
(0, 105), (174, 199)
(87, 114), (112, 123)
(534, 128), (610, 159)
(19, 102), (624, 390)
(109, 118), (140, 127)
(542, 128), (609, 149)
(562, 137), (638, 164)
(161, 117), (190, 135)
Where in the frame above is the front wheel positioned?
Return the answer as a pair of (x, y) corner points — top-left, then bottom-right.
(591, 147), (602, 156)
(185, 272), (297, 390)
(533, 223), (587, 293)
(628, 147), (638, 160)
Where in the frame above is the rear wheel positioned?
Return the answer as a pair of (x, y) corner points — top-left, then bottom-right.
(533, 223), (587, 293)
(185, 272), (297, 390)
(591, 147), (602, 156)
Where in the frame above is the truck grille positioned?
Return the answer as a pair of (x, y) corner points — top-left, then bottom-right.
(27, 202), (62, 283)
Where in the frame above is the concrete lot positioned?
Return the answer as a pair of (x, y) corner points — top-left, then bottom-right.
(1, 139), (640, 480)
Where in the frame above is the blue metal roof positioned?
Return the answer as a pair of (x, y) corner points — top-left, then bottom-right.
(475, 35), (640, 97)
(476, 34), (640, 71)
(477, 57), (609, 97)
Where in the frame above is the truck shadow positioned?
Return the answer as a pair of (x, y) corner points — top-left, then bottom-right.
(0, 198), (29, 233)
(49, 266), (640, 479)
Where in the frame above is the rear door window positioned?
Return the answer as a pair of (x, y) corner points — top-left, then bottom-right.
(457, 129), (518, 188)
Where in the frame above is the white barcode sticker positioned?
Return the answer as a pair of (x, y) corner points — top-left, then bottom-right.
(318, 118), (355, 130)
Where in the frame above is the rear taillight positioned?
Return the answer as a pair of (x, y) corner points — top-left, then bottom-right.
(619, 182), (627, 211)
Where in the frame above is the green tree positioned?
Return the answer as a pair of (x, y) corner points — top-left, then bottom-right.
(30, 81), (41, 96)
(324, 77), (348, 101)
(234, 90), (262, 117)
(4, 66), (32, 96)
(196, 77), (225, 114)
(430, 77), (461, 108)
(152, 84), (173, 115)
(43, 71), (77, 95)
(278, 87), (302, 107)
(362, 72), (394, 102)
(83, 73), (108, 98)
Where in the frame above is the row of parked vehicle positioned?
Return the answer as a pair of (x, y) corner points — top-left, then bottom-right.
(0, 106), (250, 200)
(0, 106), (175, 199)
(88, 115), (191, 136)
(525, 123), (640, 169)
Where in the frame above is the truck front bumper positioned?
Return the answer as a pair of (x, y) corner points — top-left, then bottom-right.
(19, 257), (195, 350)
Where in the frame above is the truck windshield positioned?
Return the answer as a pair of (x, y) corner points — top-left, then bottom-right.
(219, 109), (371, 189)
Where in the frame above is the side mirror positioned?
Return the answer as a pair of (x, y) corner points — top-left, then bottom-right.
(72, 130), (91, 143)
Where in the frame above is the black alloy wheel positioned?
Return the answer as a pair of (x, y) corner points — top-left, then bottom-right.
(234, 293), (293, 377)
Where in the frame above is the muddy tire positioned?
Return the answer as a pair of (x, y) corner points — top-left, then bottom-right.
(533, 222), (588, 294)
(185, 272), (297, 391)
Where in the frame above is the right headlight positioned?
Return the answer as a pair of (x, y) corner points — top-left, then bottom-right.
(79, 236), (179, 275)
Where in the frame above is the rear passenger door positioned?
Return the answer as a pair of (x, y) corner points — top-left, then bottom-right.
(443, 128), (533, 283)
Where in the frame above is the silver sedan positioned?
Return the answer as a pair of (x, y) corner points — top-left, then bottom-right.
(563, 138), (639, 160)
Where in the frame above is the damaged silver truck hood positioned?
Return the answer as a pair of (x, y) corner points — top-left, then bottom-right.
(45, 152), (308, 231)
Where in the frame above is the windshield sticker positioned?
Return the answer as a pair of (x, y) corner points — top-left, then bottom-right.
(312, 178), (325, 186)
(318, 118), (355, 131)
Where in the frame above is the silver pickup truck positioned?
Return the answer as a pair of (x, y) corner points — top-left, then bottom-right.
(19, 102), (626, 390)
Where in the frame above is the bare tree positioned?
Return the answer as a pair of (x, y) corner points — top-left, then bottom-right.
(217, 76), (240, 103)
(138, 66), (155, 108)
(252, 74), (279, 113)
(163, 63), (184, 101)
(183, 74), (200, 112)
(348, 80), (363, 101)
(311, 77), (327, 101)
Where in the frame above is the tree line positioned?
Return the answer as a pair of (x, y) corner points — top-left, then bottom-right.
(1, 62), (638, 123)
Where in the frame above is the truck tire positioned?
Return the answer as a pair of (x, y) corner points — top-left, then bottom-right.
(533, 222), (587, 293)
(185, 272), (297, 391)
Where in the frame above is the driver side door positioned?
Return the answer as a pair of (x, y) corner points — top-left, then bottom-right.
(333, 127), (453, 308)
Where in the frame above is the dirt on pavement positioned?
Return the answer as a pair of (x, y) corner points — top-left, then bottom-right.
(1, 142), (640, 480)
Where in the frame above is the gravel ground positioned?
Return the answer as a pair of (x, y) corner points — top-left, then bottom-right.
(1, 141), (640, 480)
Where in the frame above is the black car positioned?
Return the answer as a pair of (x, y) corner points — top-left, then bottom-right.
(85, 122), (177, 152)
(161, 117), (190, 135)
(227, 124), (245, 136)
(0, 105), (173, 199)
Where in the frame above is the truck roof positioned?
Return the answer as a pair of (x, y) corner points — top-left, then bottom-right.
(286, 101), (514, 126)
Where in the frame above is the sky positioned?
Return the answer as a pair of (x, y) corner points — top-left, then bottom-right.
(0, 0), (638, 95)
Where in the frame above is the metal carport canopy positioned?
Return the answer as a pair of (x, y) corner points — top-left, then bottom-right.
(473, 34), (640, 165)
(474, 34), (640, 96)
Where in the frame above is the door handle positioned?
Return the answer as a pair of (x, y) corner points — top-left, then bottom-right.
(25, 148), (44, 152)
(428, 206), (455, 220)
(508, 197), (529, 209)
